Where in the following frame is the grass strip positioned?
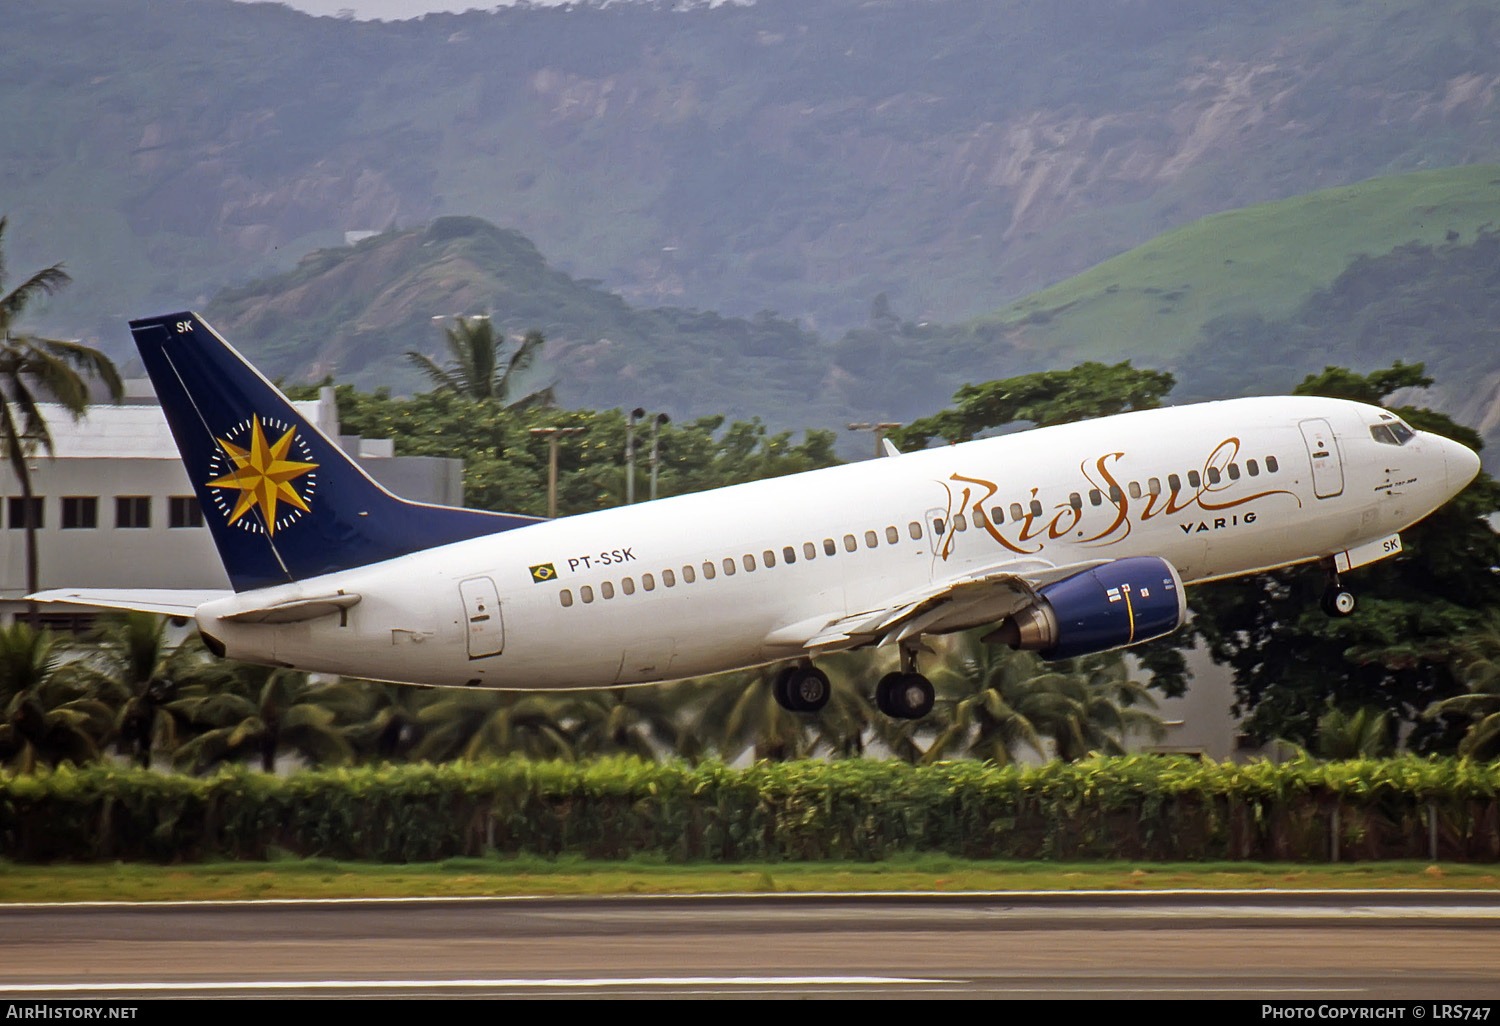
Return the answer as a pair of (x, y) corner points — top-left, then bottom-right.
(1, 857), (1496, 903)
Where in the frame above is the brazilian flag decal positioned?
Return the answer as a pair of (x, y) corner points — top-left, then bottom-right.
(529, 562), (558, 584)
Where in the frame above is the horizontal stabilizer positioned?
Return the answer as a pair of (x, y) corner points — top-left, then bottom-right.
(27, 589), (229, 617)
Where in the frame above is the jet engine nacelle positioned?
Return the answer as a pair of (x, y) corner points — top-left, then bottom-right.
(992, 556), (1186, 660)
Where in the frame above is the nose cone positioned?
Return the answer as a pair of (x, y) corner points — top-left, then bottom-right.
(1440, 435), (1482, 497)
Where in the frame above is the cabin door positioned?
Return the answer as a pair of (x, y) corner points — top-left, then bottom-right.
(1299, 418), (1345, 499)
(459, 576), (504, 659)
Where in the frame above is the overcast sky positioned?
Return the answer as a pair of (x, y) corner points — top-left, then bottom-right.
(248, 0), (732, 21)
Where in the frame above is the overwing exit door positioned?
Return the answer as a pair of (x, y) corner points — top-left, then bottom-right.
(459, 576), (503, 659)
(1299, 418), (1344, 499)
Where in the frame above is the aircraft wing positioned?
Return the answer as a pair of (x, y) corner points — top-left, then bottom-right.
(763, 557), (1112, 653)
(26, 588), (231, 617)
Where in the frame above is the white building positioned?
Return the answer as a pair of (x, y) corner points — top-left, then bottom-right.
(0, 384), (464, 630)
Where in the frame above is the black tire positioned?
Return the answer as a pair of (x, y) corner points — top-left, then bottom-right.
(877, 672), (935, 719)
(788, 666), (831, 713)
(1322, 587), (1356, 617)
(772, 665), (798, 711)
(874, 672), (905, 717)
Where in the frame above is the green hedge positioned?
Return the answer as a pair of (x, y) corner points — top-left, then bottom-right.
(3, 756), (1498, 863)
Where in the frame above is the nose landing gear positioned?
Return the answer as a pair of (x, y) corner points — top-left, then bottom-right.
(1320, 560), (1357, 617)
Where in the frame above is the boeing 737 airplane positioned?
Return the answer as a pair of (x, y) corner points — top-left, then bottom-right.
(31, 313), (1481, 720)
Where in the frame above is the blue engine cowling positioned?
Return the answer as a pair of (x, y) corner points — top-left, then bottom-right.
(994, 556), (1186, 660)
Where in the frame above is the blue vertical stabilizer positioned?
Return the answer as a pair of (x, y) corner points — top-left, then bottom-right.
(131, 312), (541, 591)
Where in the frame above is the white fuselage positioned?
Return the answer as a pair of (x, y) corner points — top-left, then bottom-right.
(195, 396), (1477, 689)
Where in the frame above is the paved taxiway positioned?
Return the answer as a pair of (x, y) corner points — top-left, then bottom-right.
(3, 892), (1499, 998)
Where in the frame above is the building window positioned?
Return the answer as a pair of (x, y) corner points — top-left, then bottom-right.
(169, 496), (203, 528)
(7, 496), (42, 530)
(61, 496), (98, 529)
(116, 496), (151, 528)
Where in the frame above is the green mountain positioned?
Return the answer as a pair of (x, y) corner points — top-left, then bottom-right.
(7, 0), (1500, 356)
(204, 216), (839, 425)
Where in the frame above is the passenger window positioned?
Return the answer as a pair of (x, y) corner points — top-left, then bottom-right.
(932, 520), (945, 535)
(1265, 456), (1279, 473)
(1109, 485), (1123, 503)
(908, 522), (922, 539)
(1207, 467), (1222, 485)
(643, 573), (656, 591)
(803, 542), (816, 560)
(1168, 474), (1181, 492)
(560, 589), (574, 608)
(1089, 490), (1102, 507)
(824, 538), (836, 556)
(743, 554), (756, 571)
(1247, 460), (1259, 477)
(783, 545), (797, 564)
(990, 506), (1004, 523)
(1029, 499), (1042, 517)
(953, 514), (967, 531)
(663, 569), (676, 587)
(703, 561), (716, 580)
(601, 581), (615, 599)
(722, 558), (735, 576)
(1010, 502), (1023, 521)
(763, 549), (776, 568)
(865, 530), (878, 548)
(1148, 478), (1161, 495)
(1228, 463), (1240, 480)
(1069, 492), (1082, 511)
(1128, 481), (1142, 500)
(885, 525), (899, 543)
(971, 510), (987, 529)
(1188, 470), (1201, 488)
(622, 577), (636, 595)
(845, 533), (858, 551)
(682, 565), (696, 584)
(581, 585), (595, 604)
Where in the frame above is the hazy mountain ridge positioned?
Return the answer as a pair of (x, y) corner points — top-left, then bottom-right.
(7, 0), (1500, 355)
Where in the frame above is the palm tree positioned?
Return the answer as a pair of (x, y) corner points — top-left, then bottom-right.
(408, 688), (577, 762)
(80, 612), (216, 768)
(1424, 614), (1500, 760)
(1314, 704), (1395, 759)
(0, 622), (114, 772)
(0, 217), (124, 613)
(405, 315), (552, 408)
(567, 681), (707, 763)
(923, 633), (1165, 763)
(170, 666), (357, 773)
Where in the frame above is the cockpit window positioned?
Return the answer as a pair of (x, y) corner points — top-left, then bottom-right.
(1370, 420), (1416, 446)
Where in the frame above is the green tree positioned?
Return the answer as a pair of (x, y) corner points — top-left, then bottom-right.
(0, 622), (113, 772)
(888, 361), (1175, 449)
(82, 613), (215, 769)
(404, 315), (552, 408)
(170, 667), (358, 773)
(1312, 704), (1395, 760)
(0, 217), (124, 613)
(1193, 362), (1500, 751)
(1424, 612), (1500, 760)
(408, 689), (576, 762)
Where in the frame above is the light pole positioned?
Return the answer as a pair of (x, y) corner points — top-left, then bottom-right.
(626, 407), (645, 505)
(529, 426), (585, 518)
(648, 413), (669, 501)
(847, 421), (902, 458)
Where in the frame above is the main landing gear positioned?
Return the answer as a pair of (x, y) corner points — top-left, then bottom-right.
(1320, 560), (1357, 618)
(771, 642), (937, 720)
(875, 642), (935, 721)
(772, 662), (832, 713)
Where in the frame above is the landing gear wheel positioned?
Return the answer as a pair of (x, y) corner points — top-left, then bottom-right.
(1322, 587), (1356, 617)
(876, 672), (935, 720)
(772, 665), (830, 713)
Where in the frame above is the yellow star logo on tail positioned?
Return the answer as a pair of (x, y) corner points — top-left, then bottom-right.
(207, 415), (318, 535)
